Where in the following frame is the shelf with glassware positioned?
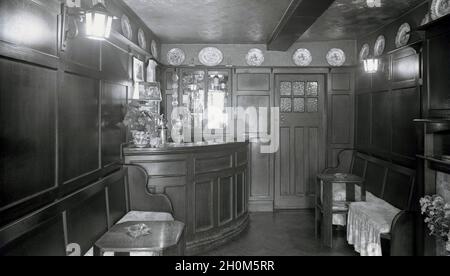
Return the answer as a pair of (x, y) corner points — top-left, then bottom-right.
(175, 68), (231, 143)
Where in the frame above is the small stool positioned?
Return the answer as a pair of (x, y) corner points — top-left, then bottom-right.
(94, 221), (185, 256)
(315, 174), (366, 248)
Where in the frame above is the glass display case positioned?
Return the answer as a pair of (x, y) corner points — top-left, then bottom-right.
(179, 68), (231, 141)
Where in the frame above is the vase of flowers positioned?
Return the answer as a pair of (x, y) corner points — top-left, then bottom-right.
(123, 101), (159, 148)
(420, 195), (450, 256)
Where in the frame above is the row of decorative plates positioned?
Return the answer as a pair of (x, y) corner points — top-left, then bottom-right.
(167, 47), (348, 67)
(359, 0), (450, 62)
(121, 14), (159, 59)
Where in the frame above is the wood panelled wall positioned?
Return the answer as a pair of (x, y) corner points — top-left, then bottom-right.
(355, 2), (428, 169)
(0, 0), (159, 255)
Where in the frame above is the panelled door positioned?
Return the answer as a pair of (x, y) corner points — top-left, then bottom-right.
(275, 74), (326, 209)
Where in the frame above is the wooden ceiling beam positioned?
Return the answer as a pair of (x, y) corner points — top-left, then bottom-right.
(267, 0), (335, 51)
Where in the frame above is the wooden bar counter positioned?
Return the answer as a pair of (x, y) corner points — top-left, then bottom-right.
(123, 142), (250, 255)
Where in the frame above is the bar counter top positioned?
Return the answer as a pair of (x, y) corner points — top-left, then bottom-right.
(123, 141), (249, 155)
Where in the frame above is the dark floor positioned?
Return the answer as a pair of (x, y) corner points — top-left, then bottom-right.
(202, 210), (357, 256)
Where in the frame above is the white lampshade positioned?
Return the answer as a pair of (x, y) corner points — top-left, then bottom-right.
(363, 57), (379, 74)
(85, 3), (113, 40)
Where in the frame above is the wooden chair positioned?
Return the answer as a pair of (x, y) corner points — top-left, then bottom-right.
(315, 149), (366, 248)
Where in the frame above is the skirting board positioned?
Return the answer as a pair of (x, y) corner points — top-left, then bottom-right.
(249, 200), (274, 212)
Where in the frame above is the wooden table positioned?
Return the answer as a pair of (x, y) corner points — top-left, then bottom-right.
(94, 221), (185, 256)
(315, 174), (366, 248)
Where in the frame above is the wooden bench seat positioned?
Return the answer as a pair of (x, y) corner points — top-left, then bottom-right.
(324, 150), (416, 256)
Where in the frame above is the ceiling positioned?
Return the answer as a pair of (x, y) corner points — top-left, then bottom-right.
(123, 0), (428, 45)
(123, 0), (292, 44)
(299, 0), (427, 41)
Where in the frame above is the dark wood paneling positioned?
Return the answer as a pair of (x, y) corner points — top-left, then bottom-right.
(236, 173), (245, 217)
(0, 0), (161, 254)
(331, 73), (351, 91)
(356, 67), (371, 90)
(0, 0), (59, 56)
(365, 161), (386, 198)
(65, 37), (101, 71)
(249, 142), (271, 198)
(392, 48), (419, 85)
(107, 177), (127, 226)
(294, 127), (306, 194)
(279, 127), (290, 196)
(219, 177), (233, 225)
(138, 160), (187, 176)
(66, 191), (108, 255)
(428, 32), (450, 110)
(0, 58), (56, 208)
(356, 94), (371, 147)
(1, 216), (65, 256)
(236, 95), (270, 135)
(101, 82), (127, 167)
(331, 95), (352, 144)
(372, 56), (391, 91)
(195, 181), (214, 232)
(372, 91), (392, 153)
(195, 155), (232, 174)
(61, 73), (100, 183)
(101, 42), (130, 82)
(391, 88), (420, 160)
(384, 170), (414, 210)
(237, 74), (270, 91)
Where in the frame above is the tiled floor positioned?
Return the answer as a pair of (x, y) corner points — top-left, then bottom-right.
(202, 210), (357, 256)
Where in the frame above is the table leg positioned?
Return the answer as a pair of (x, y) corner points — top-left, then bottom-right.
(361, 181), (367, 202)
(322, 181), (333, 248)
(346, 183), (355, 202)
(315, 177), (321, 239)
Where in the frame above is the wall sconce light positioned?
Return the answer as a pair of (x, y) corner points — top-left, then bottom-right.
(363, 56), (380, 74)
(61, 0), (117, 51)
(85, 2), (114, 40)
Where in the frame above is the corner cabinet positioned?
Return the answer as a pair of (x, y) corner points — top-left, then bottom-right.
(415, 14), (450, 256)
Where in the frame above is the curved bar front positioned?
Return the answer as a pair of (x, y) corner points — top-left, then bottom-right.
(123, 142), (250, 255)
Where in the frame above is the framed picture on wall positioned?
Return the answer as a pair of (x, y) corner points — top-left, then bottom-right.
(139, 82), (162, 102)
(146, 59), (157, 83)
(133, 57), (145, 82)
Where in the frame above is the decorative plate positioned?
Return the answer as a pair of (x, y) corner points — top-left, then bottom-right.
(395, 23), (411, 48)
(167, 48), (185, 66)
(359, 44), (370, 62)
(121, 15), (133, 40)
(374, 35), (386, 57)
(430, 0), (450, 20)
(246, 48), (265, 66)
(293, 48), (312, 66)
(198, 47), (223, 67)
(137, 29), (147, 50)
(421, 12), (432, 26)
(326, 48), (346, 67)
(151, 40), (158, 59)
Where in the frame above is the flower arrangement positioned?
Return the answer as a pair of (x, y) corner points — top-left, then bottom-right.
(420, 195), (450, 252)
(123, 101), (160, 147)
(123, 101), (157, 132)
